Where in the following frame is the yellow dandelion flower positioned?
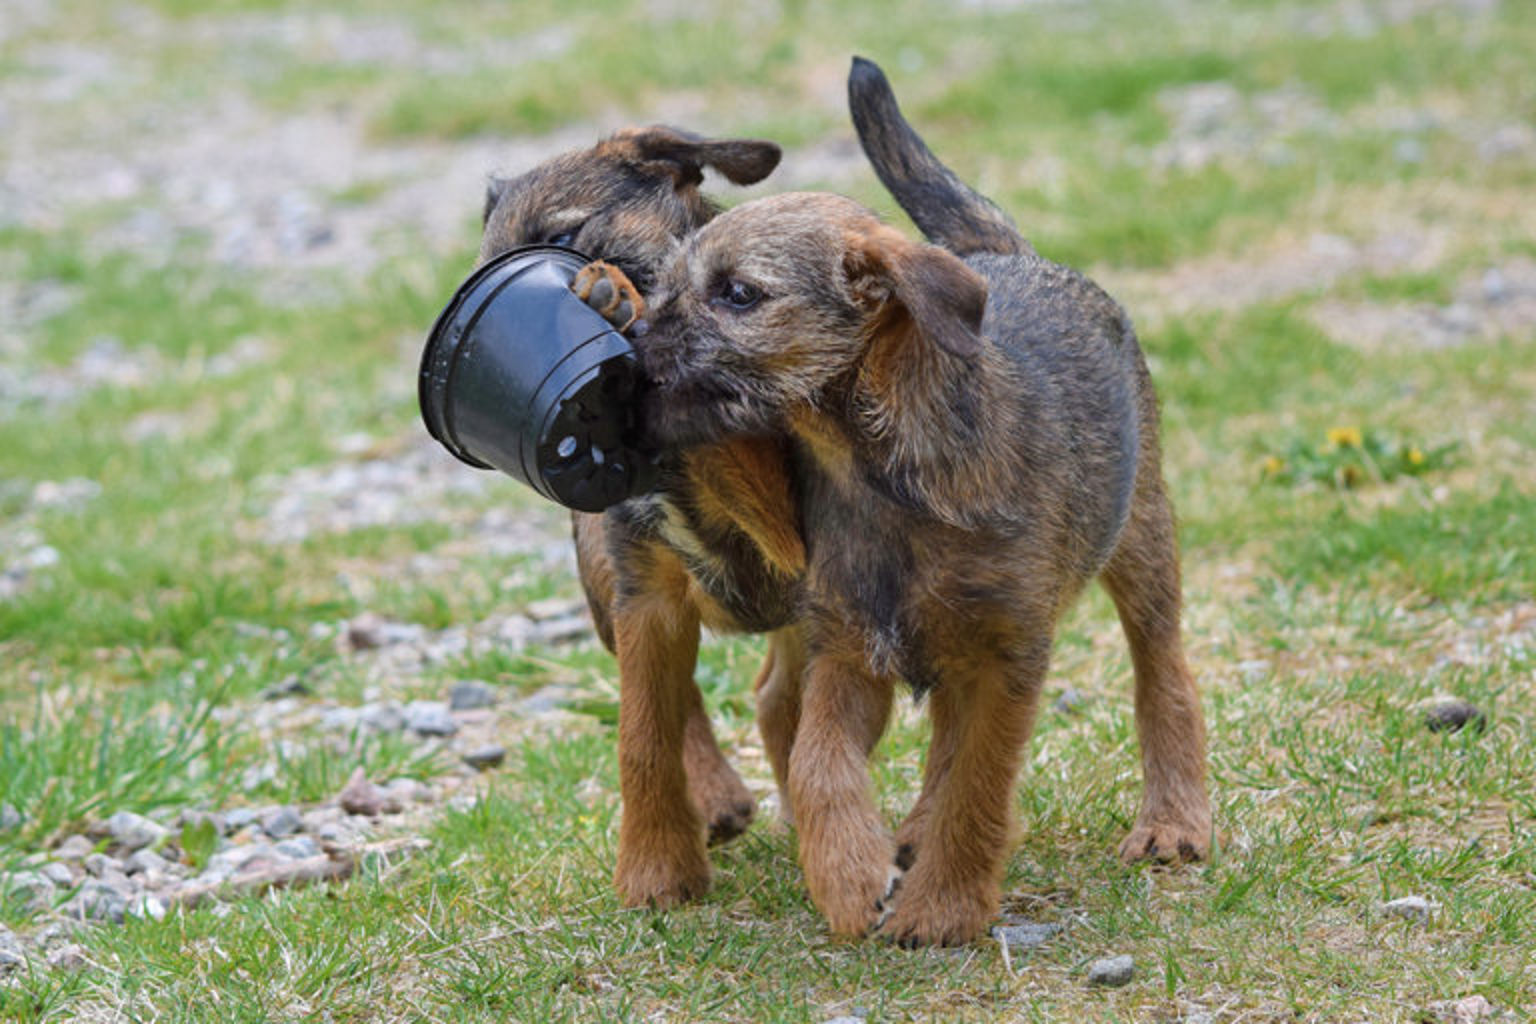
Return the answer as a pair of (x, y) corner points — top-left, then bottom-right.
(1326, 426), (1363, 448)
(1262, 455), (1285, 476)
(1408, 446), (1425, 466)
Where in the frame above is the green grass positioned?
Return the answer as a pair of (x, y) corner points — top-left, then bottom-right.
(3, 0), (1535, 1020)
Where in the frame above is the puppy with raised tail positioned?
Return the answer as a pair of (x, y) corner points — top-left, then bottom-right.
(623, 74), (1211, 944)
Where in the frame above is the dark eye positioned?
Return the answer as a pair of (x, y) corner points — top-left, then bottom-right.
(715, 278), (763, 311)
(545, 228), (579, 247)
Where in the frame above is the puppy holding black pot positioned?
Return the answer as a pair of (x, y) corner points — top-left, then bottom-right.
(606, 65), (1211, 947)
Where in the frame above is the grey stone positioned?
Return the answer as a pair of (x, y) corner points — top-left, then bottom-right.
(0, 803), (21, 831)
(202, 842), (277, 882)
(321, 706), (363, 732)
(360, 701), (406, 733)
(462, 744), (507, 770)
(384, 778), (427, 805)
(127, 894), (167, 921)
(1383, 895), (1435, 924)
(0, 926), (25, 971)
(261, 805), (303, 838)
(41, 862), (75, 886)
(45, 943), (87, 970)
(83, 853), (119, 878)
(106, 810), (170, 851)
(516, 684), (576, 715)
(448, 678), (496, 711)
(529, 615), (590, 646)
(1087, 954), (1135, 988)
(274, 836), (321, 859)
(1052, 688), (1086, 714)
(992, 921), (1062, 952)
(64, 880), (127, 924)
(125, 849), (171, 876)
(222, 807), (261, 831)
(54, 834), (94, 860)
(2, 870), (56, 912)
(404, 700), (457, 737)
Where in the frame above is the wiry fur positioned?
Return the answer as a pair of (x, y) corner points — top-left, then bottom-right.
(478, 126), (807, 883)
(626, 172), (1211, 945)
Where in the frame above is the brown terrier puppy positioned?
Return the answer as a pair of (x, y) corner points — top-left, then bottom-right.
(630, 188), (1211, 945)
(479, 127), (812, 891)
(619, 82), (1212, 942)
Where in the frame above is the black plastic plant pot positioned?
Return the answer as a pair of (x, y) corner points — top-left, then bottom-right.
(419, 245), (660, 513)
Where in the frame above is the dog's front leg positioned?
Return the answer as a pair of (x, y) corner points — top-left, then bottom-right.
(611, 552), (711, 908)
(788, 650), (898, 937)
(878, 650), (1047, 947)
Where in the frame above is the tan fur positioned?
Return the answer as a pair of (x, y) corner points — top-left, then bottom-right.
(625, 191), (1211, 946)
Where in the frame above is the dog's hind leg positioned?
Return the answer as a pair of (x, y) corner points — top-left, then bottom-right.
(754, 626), (807, 826)
(1100, 475), (1212, 863)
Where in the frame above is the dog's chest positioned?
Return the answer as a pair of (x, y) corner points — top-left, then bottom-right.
(653, 497), (799, 633)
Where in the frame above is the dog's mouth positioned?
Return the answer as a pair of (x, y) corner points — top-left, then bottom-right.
(638, 371), (762, 449)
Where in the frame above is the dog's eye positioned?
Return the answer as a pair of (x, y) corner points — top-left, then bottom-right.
(715, 278), (763, 312)
(545, 229), (578, 247)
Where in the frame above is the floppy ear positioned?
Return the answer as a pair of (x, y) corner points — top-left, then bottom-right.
(617, 125), (782, 187)
(844, 227), (987, 358)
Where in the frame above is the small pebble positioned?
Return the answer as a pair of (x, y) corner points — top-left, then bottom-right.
(128, 894), (168, 921)
(1383, 895), (1434, 924)
(462, 744), (507, 771)
(1052, 688), (1086, 714)
(261, 806), (303, 839)
(1429, 994), (1495, 1023)
(45, 943), (88, 970)
(992, 921), (1062, 952)
(1087, 954), (1135, 988)
(64, 880), (127, 924)
(0, 803), (21, 831)
(2, 871), (56, 912)
(83, 853), (119, 878)
(404, 700), (458, 737)
(0, 926), (25, 971)
(126, 849), (172, 876)
(107, 810), (170, 851)
(274, 836), (321, 859)
(360, 701), (406, 733)
(1417, 696), (1486, 734)
(516, 684), (576, 715)
(448, 679), (496, 711)
(54, 835), (95, 861)
(222, 807), (261, 831)
(338, 768), (386, 817)
(41, 862), (75, 887)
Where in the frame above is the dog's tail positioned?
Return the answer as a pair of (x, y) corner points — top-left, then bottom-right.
(848, 56), (1026, 258)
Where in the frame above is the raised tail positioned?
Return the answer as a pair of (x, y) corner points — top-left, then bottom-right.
(848, 56), (1026, 258)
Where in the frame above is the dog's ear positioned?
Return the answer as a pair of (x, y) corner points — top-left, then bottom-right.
(613, 125), (782, 187)
(843, 227), (987, 358)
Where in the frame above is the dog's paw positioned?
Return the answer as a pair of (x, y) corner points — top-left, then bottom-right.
(1118, 821), (1210, 864)
(572, 261), (645, 333)
(804, 831), (900, 937)
(695, 783), (755, 847)
(614, 845), (711, 909)
(875, 863), (993, 948)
